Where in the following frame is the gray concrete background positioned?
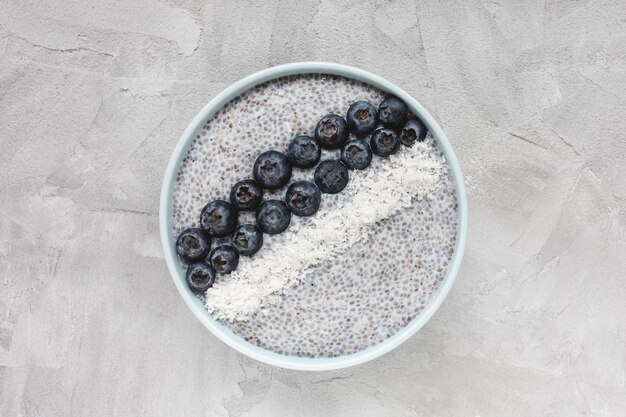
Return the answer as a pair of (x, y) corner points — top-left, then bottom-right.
(1, 0), (625, 416)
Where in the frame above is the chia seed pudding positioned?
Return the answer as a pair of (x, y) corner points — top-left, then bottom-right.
(172, 74), (458, 358)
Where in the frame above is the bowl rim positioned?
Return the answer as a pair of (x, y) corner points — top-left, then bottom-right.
(159, 62), (468, 371)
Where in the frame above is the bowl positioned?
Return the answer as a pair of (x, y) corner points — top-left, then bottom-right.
(159, 62), (468, 371)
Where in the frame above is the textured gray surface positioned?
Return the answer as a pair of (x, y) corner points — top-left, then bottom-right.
(1, 0), (625, 415)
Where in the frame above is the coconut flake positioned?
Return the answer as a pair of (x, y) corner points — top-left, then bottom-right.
(206, 142), (445, 321)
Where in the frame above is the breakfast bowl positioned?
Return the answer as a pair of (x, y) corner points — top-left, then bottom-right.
(159, 62), (468, 371)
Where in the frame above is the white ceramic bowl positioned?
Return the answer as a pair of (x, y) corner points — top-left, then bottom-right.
(160, 62), (468, 371)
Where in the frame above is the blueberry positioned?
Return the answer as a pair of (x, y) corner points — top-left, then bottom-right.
(199, 200), (238, 237)
(230, 179), (263, 211)
(378, 97), (408, 129)
(186, 261), (216, 293)
(175, 228), (210, 261)
(346, 101), (378, 137)
(370, 128), (400, 157)
(286, 181), (322, 217)
(287, 135), (321, 168)
(232, 224), (263, 256)
(256, 200), (291, 234)
(400, 118), (427, 146)
(314, 160), (349, 194)
(340, 139), (372, 170)
(253, 150), (292, 190)
(209, 245), (240, 274)
(315, 114), (348, 149)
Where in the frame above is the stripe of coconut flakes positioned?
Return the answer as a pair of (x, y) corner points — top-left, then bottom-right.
(205, 142), (446, 322)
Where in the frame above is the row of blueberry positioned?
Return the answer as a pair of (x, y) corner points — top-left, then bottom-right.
(177, 97), (427, 293)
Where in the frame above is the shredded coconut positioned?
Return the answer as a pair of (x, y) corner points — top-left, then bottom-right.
(205, 142), (445, 321)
